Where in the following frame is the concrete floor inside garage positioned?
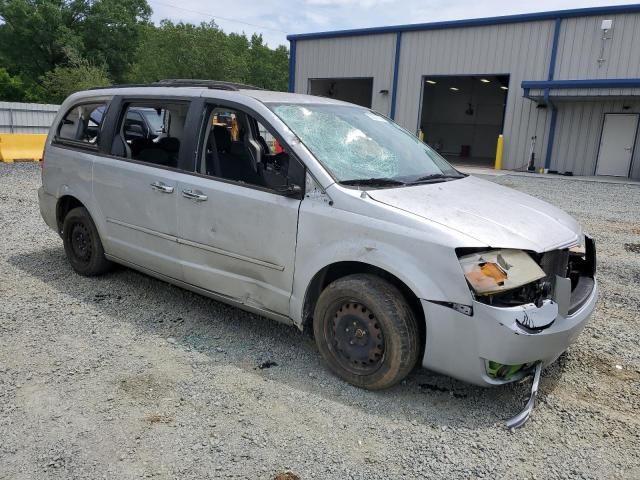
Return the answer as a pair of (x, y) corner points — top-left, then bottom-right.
(419, 74), (509, 168)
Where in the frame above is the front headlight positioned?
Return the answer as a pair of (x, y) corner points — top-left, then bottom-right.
(459, 249), (545, 295)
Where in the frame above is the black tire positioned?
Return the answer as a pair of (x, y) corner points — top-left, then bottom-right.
(62, 206), (112, 276)
(313, 274), (420, 390)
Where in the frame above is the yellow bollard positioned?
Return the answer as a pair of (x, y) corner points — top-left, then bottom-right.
(494, 134), (504, 170)
(419, 129), (425, 142)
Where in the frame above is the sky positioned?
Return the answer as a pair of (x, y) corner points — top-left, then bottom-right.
(148, 0), (640, 48)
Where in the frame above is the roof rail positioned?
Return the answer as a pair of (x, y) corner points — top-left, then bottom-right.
(156, 79), (264, 90)
(88, 79), (264, 91)
(88, 83), (149, 90)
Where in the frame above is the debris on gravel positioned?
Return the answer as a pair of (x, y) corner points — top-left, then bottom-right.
(1, 163), (639, 479)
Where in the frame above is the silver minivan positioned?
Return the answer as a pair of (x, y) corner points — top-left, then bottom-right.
(38, 80), (597, 424)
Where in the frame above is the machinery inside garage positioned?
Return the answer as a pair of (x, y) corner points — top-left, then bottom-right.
(308, 78), (373, 108)
(419, 75), (509, 166)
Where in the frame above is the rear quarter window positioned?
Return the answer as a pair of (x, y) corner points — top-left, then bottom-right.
(56, 102), (108, 148)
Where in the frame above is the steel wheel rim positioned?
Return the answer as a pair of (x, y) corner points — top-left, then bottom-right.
(70, 222), (92, 262)
(327, 301), (385, 375)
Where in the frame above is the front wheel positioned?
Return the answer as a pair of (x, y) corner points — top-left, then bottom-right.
(313, 274), (420, 390)
(62, 206), (112, 276)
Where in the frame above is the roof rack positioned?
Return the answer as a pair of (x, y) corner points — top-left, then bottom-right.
(89, 79), (263, 91)
(156, 79), (263, 90)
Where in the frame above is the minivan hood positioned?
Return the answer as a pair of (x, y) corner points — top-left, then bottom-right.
(366, 176), (581, 252)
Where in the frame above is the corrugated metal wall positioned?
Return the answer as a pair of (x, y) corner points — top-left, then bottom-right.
(548, 12), (640, 178)
(294, 34), (397, 114)
(395, 21), (555, 171)
(0, 102), (59, 134)
(555, 12), (640, 98)
(292, 9), (640, 178)
(294, 22), (557, 171)
(552, 99), (640, 177)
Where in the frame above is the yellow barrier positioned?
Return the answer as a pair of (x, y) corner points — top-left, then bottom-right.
(494, 134), (504, 170)
(0, 133), (47, 163)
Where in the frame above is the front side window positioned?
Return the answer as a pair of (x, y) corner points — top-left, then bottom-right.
(198, 105), (304, 193)
(268, 104), (463, 186)
(57, 103), (106, 146)
(110, 102), (187, 170)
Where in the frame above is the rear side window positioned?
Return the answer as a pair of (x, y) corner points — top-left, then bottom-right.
(56, 103), (107, 147)
(109, 101), (189, 170)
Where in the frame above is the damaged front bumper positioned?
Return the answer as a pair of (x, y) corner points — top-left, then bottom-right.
(420, 278), (598, 387)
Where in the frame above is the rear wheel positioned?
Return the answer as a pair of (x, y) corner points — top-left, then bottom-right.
(62, 207), (112, 276)
(313, 274), (420, 390)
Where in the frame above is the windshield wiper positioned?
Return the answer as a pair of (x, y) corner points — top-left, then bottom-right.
(340, 177), (406, 187)
(408, 173), (465, 184)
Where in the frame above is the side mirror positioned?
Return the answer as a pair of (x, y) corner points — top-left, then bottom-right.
(275, 183), (303, 197)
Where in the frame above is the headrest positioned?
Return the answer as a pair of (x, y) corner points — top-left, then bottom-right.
(213, 126), (231, 152)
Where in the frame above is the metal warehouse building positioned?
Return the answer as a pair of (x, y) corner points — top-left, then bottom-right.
(287, 4), (640, 179)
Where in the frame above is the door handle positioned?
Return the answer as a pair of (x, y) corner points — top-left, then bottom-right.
(150, 181), (174, 193)
(182, 189), (208, 202)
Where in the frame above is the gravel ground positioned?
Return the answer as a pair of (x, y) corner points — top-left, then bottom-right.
(1, 162), (639, 480)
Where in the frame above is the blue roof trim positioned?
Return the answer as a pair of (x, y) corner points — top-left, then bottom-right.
(545, 107), (558, 170)
(288, 39), (296, 93)
(547, 18), (562, 81)
(522, 79), (640, 89)
(543, 17), (562, 171)
(287, 4), (640, 41)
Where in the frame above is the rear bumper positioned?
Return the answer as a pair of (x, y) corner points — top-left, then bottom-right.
(38, 186), (57, 232)
(421, 278), (598, 386)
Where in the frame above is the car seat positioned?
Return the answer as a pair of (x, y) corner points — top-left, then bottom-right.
(157, 137), (180, 168)
(215, 127), (262, 185)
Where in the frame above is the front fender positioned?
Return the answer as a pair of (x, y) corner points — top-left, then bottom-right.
(290, 197), (474, 325)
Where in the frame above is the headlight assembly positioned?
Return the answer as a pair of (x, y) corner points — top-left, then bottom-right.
(459, 249), (546, 295)
(569, 233), (586, 255)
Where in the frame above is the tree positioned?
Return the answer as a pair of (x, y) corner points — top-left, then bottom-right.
(79, 0), (152, 81)
(38, 59), (111, 103)
(128, 22), (289, 91)
(0, 67), (27, 101)
(127, 20), (250, 84)
(246, 34), (289, 91)
(0, 0), (151, 82)
(0, 0), (290, 102)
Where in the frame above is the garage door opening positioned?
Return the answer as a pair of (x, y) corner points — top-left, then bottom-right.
(419, 75), (509, 167)
(308, 78), (373, 108)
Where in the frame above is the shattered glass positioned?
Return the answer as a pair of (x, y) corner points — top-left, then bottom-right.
(271, 104), (457, 182)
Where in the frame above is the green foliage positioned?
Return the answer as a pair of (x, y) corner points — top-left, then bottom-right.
(127, 20), (246, 83)
(128, 22), (289, 91)
(38, 59), (111, 104)
(246, 34), (289, 91)
(0, 0), (151, 83)
(0, 67), (27, 101)
(0, 0), (289, 102)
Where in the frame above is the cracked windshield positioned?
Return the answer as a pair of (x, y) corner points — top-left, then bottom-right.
(270, 104), (461, 184)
